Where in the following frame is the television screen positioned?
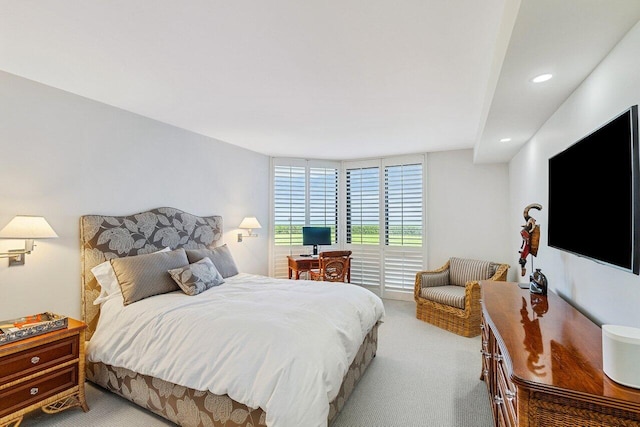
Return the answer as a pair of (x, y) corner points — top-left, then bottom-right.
(302, 227), (332, 245)
(548, 105), (639, 274)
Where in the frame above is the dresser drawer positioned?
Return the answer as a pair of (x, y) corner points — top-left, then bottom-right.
(0, 335), (79, 385)
(0, 364), (78, 418)
(496, 358), (517, 425)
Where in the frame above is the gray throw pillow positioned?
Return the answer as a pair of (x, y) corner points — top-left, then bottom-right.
(186, 244), (239, 278)
(111, 248), (189, 305)
(169, 257), (225, 296)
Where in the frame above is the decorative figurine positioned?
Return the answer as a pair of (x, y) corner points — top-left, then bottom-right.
(529, 268), (548, 296)
(518, 203), (542, 277)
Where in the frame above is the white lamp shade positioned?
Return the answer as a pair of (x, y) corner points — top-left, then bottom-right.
(0, 215), (58, 239)
(239, 217), (262, 230)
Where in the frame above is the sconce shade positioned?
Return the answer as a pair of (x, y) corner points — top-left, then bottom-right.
(239, 217), (262, 230)
(0, 216), (59, 239)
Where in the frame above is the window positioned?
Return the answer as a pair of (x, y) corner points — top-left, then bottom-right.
(271, 160), (339, 277)
(385, 163), (423, 247)
(383, 161), (424, 290)
(271, 155), (424, 293)
(309, 167), (338, 242)
(346, 167), (380, 245)
(274, 165), (306, 247)
(344, 156), (425, 293)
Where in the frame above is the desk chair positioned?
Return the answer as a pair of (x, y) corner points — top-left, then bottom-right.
(309, 251), (352, 283)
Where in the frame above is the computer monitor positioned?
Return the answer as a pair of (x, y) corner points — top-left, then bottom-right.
(302, 227), (331, 255)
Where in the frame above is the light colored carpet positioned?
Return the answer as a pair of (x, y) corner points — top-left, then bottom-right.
(21, 299), (492, 427)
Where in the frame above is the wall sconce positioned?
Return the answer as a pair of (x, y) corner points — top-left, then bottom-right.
(0, 215), (58, 266)
(237, 216), (262, 242)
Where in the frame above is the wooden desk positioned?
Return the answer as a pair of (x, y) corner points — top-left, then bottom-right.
(287, 255), (319, 280)
(480, 281), (640, 426)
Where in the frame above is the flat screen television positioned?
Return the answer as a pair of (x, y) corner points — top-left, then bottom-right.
(302, 226), (331, 255)
(548, 105), (639, 274)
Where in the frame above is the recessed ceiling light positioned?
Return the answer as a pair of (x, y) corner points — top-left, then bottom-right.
(500, 138), (512, 142)
(532, 73), (553, 83)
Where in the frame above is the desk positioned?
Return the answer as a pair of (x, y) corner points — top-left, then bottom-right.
(287, 255), (318, 280)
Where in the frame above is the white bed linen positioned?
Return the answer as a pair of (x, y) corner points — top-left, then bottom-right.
(87, 273), (385, 427)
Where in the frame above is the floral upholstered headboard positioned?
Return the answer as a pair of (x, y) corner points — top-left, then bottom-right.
(80, 207), (223, 341)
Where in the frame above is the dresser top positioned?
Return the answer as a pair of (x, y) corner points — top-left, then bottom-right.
(481, 281), (640, 409)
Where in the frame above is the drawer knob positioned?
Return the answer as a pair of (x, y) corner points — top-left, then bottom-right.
(31, 356), (40, 364)
(30, 387), (39, 396)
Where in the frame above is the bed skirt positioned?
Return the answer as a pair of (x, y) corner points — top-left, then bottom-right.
(86, 321), (379, 427)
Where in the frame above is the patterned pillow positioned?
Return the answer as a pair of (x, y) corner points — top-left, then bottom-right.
(169, 257), (225, 296)
(421, 270), (450, 288)
(449, 257), (492, 287)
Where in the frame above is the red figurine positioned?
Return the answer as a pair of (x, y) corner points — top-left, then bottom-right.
(519, 203), (542, 276)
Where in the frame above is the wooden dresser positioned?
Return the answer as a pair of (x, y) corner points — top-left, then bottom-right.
(0, 318), (88, 427)
(480, 281), (640, 427)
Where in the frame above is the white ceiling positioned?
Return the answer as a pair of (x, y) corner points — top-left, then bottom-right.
(1, 1), (639, 163)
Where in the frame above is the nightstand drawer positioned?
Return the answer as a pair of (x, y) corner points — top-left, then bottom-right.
(0, 364), (78, 418)
(0, 335), (79, 385)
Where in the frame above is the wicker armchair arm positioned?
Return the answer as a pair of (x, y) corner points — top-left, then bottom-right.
(414, 260), (450, 300)
(489, 263), (510, 282)
(463, 280), (482, 313)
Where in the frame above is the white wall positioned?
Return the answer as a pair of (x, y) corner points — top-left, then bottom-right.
(427, 149), (512, 273)
(0, 71), (270, 321)
(510, 21), (640, 326)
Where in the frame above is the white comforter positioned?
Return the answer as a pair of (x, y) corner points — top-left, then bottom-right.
(86, 273), (385, 427)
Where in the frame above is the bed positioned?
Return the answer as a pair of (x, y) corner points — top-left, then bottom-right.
(80, 207), (384, 427)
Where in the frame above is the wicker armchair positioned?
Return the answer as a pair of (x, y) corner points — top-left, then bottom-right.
(414, 257), (509, 337)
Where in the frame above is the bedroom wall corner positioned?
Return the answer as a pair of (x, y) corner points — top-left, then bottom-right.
(0, 71), (270, 320)
(426, 149), (511, 274)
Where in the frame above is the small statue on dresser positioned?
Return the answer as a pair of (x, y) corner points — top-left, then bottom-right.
(518, 203), (542, 276)
(529, 268), (548, 296)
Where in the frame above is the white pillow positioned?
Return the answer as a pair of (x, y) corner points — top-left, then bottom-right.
(92, 247), (170, 305)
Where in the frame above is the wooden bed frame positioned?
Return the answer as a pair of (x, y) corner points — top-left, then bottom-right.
(80, 207), (379, 427)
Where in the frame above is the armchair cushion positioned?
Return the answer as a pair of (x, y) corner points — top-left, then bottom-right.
(449, 257), (493, 287)
(420, 270), (450, 288)
(420, 285), (465, 309)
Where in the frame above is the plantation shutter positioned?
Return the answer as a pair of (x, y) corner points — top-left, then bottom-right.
(346, 166), (382, 286)
(271, 160), (339, 278)
(272, 156), (424, 295)
(309, 167), (339, 242)
(273, 164), (306, 277)
(383, 162), (424, 290)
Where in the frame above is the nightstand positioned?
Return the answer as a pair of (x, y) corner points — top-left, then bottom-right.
(0, 318), (89, 427)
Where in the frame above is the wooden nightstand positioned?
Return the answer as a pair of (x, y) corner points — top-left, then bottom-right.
(0, 318), (89, 427)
